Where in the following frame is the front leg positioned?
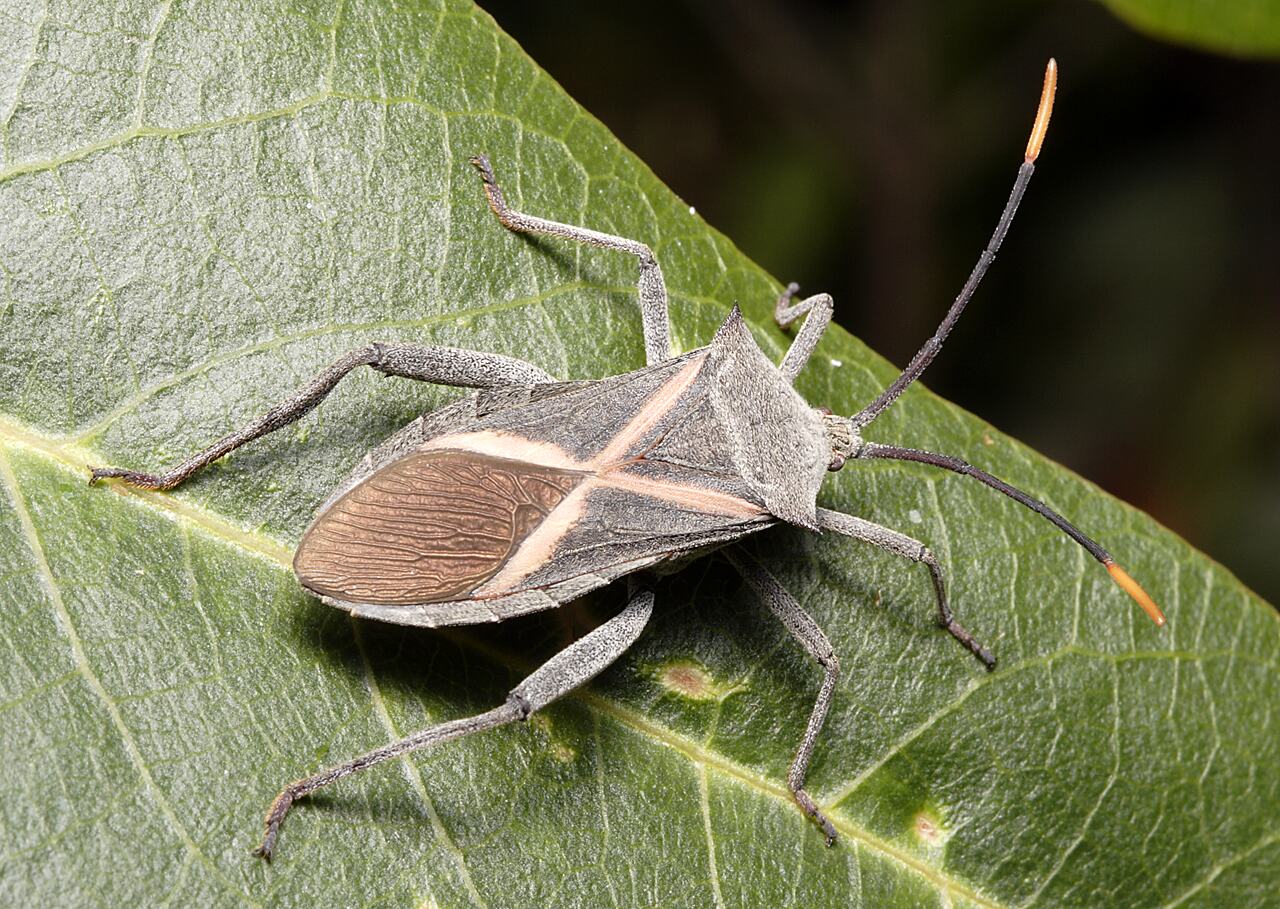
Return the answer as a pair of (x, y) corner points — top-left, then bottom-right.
(817, 507), (995, 669)
(774, 282), (834, 383)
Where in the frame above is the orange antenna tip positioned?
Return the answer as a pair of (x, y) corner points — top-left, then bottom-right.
(1024, 58), (1057, 163)
(1105, 561), (1166, 627)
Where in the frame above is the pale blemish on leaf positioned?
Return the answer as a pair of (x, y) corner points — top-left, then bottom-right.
(913, 808), (950, 849)
(530, 713), (576, 762)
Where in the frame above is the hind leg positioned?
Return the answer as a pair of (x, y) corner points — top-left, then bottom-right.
(89, 343), (553, 490)
(255, 581), (655, 860)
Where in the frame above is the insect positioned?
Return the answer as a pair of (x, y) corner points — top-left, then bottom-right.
(89, 59), (1163, 859)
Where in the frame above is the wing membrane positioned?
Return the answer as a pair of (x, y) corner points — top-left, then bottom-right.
(294, 450), (584, 604)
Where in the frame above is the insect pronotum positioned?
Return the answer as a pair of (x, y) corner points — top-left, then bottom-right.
(89, 59), (1164, 858)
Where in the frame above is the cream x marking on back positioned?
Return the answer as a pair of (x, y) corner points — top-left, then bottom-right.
(414, 353), (762, 596)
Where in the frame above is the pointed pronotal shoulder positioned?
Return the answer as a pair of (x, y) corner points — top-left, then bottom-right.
(703, 306), (830, 529)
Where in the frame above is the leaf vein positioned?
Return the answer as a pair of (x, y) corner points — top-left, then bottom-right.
(1019, 662), (1122, 907)
(2, 349), (1277, 908)
(697, 766), (727, 909)
(1159, 829), (1280, 909)
(0, 447), (263, 908)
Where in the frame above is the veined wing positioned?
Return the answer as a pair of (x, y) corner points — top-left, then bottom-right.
(294, 449), (587, 605)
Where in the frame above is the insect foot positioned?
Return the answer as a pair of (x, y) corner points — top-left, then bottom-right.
(795, 788), (839, 846)
(253, 784), (301, 862)
(87, 466), (176, 489)
(252, 700), (527, 861)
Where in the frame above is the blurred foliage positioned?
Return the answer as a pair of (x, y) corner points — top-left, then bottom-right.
(482, 0), (1280, 608)
(1100, 0), (1280, 58)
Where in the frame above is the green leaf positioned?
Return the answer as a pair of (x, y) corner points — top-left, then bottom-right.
(1, 2), (1276, 906)
(1098, 0), (1280, 58)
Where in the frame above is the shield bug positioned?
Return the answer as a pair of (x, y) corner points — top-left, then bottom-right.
(89, 59), (1163, 858)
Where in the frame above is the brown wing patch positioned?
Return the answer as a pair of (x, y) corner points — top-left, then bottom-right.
(294, 450), (584, 605)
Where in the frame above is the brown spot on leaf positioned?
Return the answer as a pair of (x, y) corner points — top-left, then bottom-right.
(655, 660), (739, 701)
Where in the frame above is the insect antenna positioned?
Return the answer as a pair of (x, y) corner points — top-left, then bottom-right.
(856, 442), (1165, 626)
(843, 60), (1163, 627)
(851, 58), (1058, 432)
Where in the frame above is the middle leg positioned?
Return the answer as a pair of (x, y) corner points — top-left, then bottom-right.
(724, 544), (840, 844)
(471, 154), (672, 366)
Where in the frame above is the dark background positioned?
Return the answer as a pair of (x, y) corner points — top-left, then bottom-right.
(480, 1), (1280, 607)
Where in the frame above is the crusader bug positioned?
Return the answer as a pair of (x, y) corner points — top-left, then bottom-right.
(90, 60), (1164, 858)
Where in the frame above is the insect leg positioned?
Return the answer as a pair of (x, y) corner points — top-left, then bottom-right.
(470, 154), (671, 366)
(774, 282), (834, 383)
(724, 545), (840, 845)
(88, 344), (553, 490)
(254, 581), (654, 861)
(817, 507), (995, 669)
